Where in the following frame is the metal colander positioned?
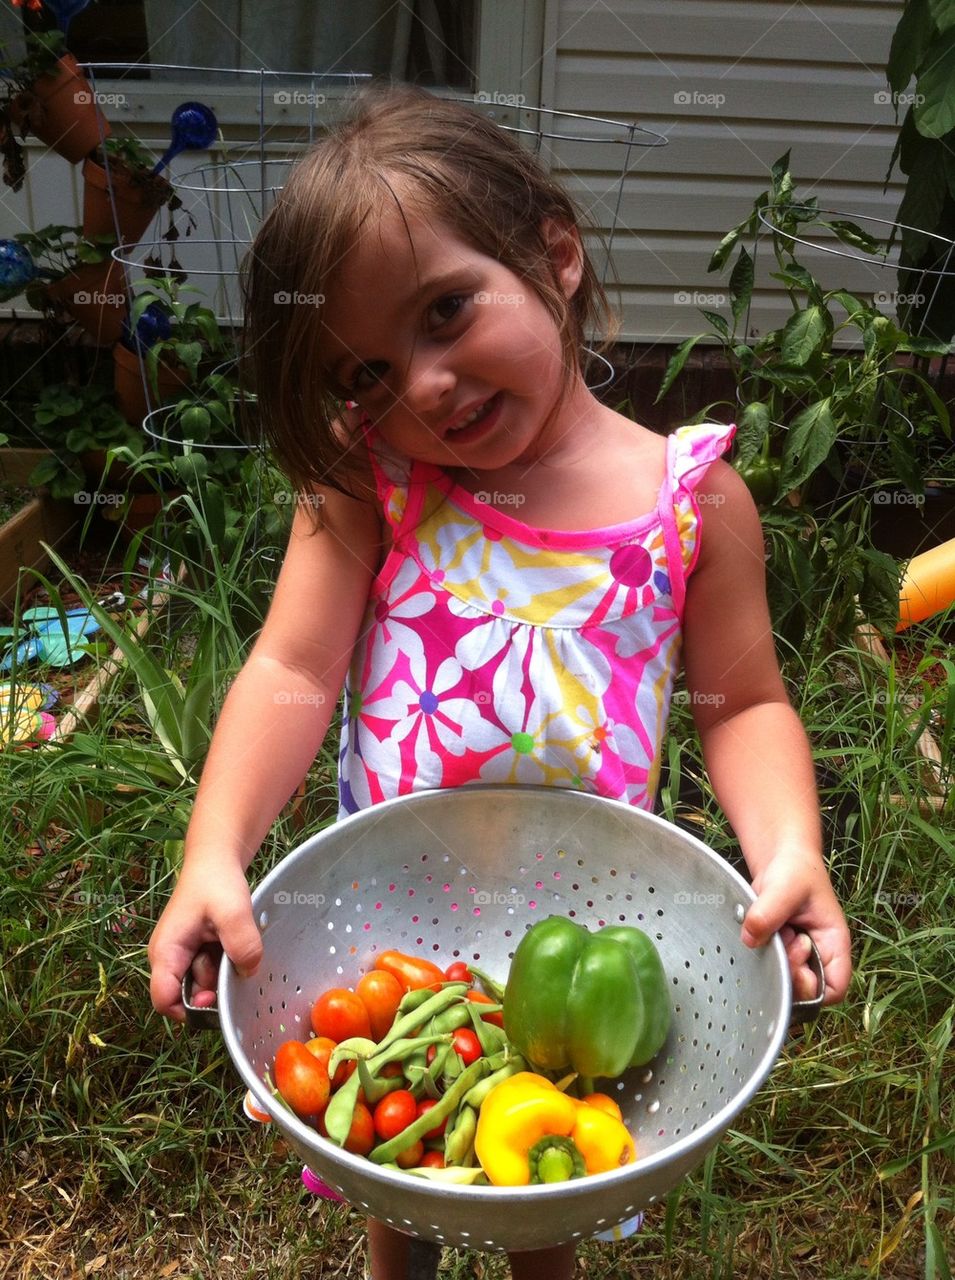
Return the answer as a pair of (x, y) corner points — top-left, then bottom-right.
(198, 786), (820, 1253)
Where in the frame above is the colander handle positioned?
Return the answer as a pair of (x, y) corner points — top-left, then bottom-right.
(181, 973), (221, 1031)
(788, 934), (826, 1025)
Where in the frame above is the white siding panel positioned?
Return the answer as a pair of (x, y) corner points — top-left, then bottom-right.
(543, 0), (907, 341)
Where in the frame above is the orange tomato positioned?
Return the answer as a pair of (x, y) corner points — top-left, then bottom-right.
(356, 969), (404, 1041)
(374, 950), (446, 992)
(305, 1035), (353, 1090)
(395, 1139), (425, 1169)
(580, 1092), (624, 1122)
(274, 1041), (330, 1120)
(343, 1100), (376, 1156)
(310, 987), (372, 1042)
(465, 990), (504, 1028)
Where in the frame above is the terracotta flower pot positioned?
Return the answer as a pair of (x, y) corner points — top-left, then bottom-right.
(44, 258), (126, 346)
(113, 341), (192, 426)
(82, 156), (172, 245)
(10, 54), (110, 164)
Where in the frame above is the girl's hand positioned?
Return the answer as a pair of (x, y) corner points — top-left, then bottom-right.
(148, 857), (263, 1022)
(741, 851), (852, 1005)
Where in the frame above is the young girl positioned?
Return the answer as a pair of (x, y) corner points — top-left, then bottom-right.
(148, 85), (851, 1279)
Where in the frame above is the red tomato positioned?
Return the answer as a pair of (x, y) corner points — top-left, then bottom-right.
(419, 1149), (445, 1169)
(416, 1097), (446, 1139)
(274, 1041), (330, 1120)
(426, 1044), (437, 1066)
(373, 1090), (418, 1142)
(356, 969), (404, 1041)
(344, 1101), (375, 1156)
(444, 961), (472, 984)
(465, 990), (505, 1028)
(451, 1028), (482, 1066)
(395, 1140), (425, 1169)
(310, 988), (372, 1042)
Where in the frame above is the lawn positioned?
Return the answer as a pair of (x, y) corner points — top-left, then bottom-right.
(0, 487), (951, 1278)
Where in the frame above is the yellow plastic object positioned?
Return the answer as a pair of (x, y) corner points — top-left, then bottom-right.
(897, 537), (955, 631)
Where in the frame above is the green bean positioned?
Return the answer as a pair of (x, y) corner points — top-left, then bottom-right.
(430, 1003), (473, 1034)
(380, 983), (468, 1047)
(368, 1058), (490, 1164)
(461, 1056), (526, 1110)
(443, 1104), (477, 1166)
(468, 965), (505, 1002)
(323, 1032), (450, 1147)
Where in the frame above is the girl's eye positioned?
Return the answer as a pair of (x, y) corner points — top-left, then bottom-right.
(350, 361), (388, 392)
(429, 294), (468, 326)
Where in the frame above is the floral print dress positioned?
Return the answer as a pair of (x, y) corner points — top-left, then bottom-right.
(337, 422), (735, 816)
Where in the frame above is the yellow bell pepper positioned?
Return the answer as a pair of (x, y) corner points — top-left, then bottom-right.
(473, 1071), (636, 1187)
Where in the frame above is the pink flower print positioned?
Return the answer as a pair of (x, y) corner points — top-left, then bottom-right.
(364, 557), (437, 668)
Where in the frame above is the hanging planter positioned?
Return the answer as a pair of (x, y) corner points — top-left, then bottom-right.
(113, 337), (192, 427)
(44, 256), (126, 346)
(82, 147), (173, 245)
(8, 51), (109, 165)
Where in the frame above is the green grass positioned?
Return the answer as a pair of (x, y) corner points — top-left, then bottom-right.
(1, 513), (952, 1278)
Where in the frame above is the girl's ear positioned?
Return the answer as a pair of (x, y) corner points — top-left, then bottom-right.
(540, 218), (584, 299)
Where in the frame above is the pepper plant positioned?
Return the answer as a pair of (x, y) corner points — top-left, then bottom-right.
(658, 153), (951, 646)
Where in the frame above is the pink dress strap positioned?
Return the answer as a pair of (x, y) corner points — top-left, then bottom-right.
(658, 422), (736, 617)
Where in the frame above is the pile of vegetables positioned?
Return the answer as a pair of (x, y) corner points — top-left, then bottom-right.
(262, 917), (671, 1188)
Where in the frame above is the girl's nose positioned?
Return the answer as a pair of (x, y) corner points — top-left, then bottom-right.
(402, 348), (456, 418)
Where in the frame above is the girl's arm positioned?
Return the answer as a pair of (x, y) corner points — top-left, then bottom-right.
(148, 483), (381, 1020)
(680, 461), (852, 1005)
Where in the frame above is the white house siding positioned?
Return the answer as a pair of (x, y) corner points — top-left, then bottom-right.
(539, 0), (909, 343)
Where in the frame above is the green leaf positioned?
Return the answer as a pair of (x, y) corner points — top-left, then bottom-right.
(779, 305), (829, 366)
(896, 334), (953, 355)
(42, 545), (191, 778)
(888, 0), (936, 92)
(859, 547), (904, 637)
(735, 401), (771, 465)
(770, 263), (822, 300)
(699, 309), (729, 339)
(827, 290), (870, 322)
(729, 245), (754, 323)
(779, 399), (838, 492)
(770, 151), (791, 186)
(929, 0), (955, 33)
(914, 31), (955, 136)
(823, 220), (885, 257)
(655, 334), (705, 403)
(896, 139), (948, 261)
(878, 1130), (955, 1179)
(708, 224), (744, 274)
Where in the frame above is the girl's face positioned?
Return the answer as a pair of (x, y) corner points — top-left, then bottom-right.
(319, 203), (583, 475)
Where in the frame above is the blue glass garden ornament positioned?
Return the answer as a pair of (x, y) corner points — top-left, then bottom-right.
(0, 241), (39, 297)
(122, 302), (173, 353)
(42, 0), (93, 34)
(152, 102), (218, 175)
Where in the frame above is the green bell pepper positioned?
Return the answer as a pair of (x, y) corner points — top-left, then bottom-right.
(503, 915), (671, 1079)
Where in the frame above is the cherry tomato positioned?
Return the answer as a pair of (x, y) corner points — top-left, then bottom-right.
(580, 1092), (623, 1122)
(374, 950), (446, 992)
(373, 1090), (419, 1142)
(426, 1044), (437, 1066)
(310, 987), (371, 1042)
(419, 1150), (445, 1169)
(273, 1041), (330, 1120)
(465, 990), (504, 1028)
(444, 961), (472, 984)
(451, 1027), (482, 1066)
(395, 1140), (425, 1169)
(379, 1061), (404, 1079)
(415, 1097), (446, 1140)
(343, 1101), (375, 1156)
(305, 1036), (354, 1090)
(356, 969), (404, 1041)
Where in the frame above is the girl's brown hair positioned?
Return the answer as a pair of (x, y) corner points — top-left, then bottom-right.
(241, 84), (618, 494)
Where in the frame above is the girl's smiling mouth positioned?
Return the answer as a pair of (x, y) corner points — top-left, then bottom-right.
(442, 392), (504, 443)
